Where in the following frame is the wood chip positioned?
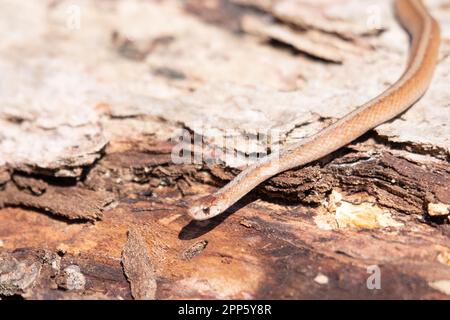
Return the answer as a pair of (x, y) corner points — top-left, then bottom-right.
(121, 228), (157, 300)
(182, 240), (208, 260)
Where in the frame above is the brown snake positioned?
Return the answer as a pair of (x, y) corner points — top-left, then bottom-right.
(188, 0), (441, 221)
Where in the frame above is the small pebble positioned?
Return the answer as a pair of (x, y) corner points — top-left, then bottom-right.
(428, 203), (450, 217)
(57, 265), (86, 291)
(314, 273), (329, 285)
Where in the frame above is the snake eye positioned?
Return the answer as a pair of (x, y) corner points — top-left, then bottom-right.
(202, 207), (210, 214)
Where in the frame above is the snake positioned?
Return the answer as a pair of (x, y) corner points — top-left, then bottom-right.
(188, 0), (441, 221)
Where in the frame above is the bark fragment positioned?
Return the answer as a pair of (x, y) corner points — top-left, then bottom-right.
(1, 182), (115, 221)
(121, 228), (157, 300)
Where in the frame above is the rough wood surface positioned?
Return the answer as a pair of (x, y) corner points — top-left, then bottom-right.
(0, 0), (449, 299)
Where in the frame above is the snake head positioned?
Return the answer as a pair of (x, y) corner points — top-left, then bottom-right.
(187, 195), (224, 221)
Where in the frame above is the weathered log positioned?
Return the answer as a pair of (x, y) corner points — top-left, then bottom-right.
(0, 0), (449, 299)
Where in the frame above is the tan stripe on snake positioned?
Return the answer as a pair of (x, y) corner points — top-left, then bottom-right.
(188, 0), (441, 221)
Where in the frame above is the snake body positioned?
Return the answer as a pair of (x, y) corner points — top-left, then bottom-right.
(188, 0), (441, 221)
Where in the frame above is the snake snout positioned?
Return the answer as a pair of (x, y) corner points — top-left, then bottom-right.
(187, 195), (222, 221)
(187, 205), (209, 221)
